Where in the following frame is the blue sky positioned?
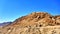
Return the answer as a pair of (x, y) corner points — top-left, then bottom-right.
(0, 0), (60, 23)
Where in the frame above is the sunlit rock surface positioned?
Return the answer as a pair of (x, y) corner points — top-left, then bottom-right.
(0, 12), (60, 34)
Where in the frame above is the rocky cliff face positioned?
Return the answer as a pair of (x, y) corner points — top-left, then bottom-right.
(0, 12), (60, 34)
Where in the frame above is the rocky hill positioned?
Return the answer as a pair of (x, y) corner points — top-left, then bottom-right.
(0, 22), (12, 27)
(0, 12), (60, 34)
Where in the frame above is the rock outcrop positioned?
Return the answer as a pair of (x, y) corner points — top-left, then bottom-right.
(0, 12), (60, 34)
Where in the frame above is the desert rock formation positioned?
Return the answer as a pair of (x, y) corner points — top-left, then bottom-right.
(0, 12), (60, 34)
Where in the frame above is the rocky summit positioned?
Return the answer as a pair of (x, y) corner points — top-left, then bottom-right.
(0, 12), (60, 34)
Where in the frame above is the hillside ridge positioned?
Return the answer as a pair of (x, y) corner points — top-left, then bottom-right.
(8, 12), (60, 27)
(0, 12), (60, 34)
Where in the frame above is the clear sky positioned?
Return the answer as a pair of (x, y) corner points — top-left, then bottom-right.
(0, 0), (60, 23)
